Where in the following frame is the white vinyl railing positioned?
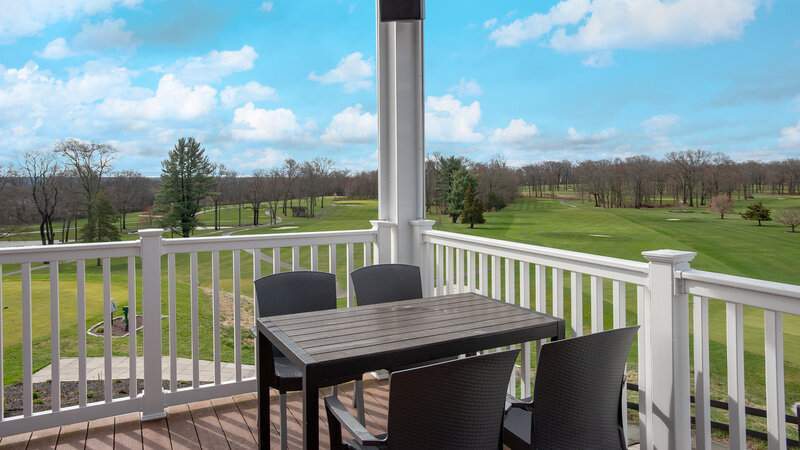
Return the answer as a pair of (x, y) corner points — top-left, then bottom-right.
(0, 225), (383, 436)
(419, 226), (800, 450)
(0, 220), (797, 449)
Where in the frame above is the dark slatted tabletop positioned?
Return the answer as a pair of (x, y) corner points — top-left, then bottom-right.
(256, 292), (565, 449)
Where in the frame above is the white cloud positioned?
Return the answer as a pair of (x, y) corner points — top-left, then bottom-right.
(425, 94), (483, 143)
(448, 78), (483, 97)
(235, 148), (289, 170)
(490, 0), (590, 47)
(321, 104), (376, 144)
(567, 127), (581, 140)
(220, 82), (277, 108)
(779, 120), (800, 148)
(308, 52), (373, 93)
(490, 0), (758, 52)
(484, 18), (498, 29)
(259, 2), (273, 12)
(73, 18), (136, 52)
(99, 74), (216, 121)
(35, 37), (73, 59)
(582, 51), (614, 68)
(159, 45), (258, 85)
(641, 113), (681, 132)
(489, 119), (539, 144)
(230, 102), (306, 142)
(0, 0), (142, 43)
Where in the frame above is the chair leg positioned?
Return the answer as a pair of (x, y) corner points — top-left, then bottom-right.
(352, 380), (361, 407)
(355, 380), (366, 425)
(332, 385), (338, 396)
(280, 393), (288, 450)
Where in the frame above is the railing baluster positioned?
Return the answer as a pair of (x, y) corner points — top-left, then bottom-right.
(292, 246), (300, 271)
(212, 251), (221, 385)
(233, 250), (242, 382)
(168, 253), (177, 392)
(311, 245), (319, 271)
(103, 258), (112, 403)
(478, 253), (488, 297)
(534, 264), (546, 362)
(328, 244), (336, 277)
(435, 245), (444, 296)
(590, 275), (603, 333)
(764, 309), (785, 450)
(22, 262), (32, 416)
(363, 242), (371, 268)
(77, 260), (87, 408)
(346, 243), (354, 307)
(571, 272), (583, 337)
(466, 250), (475, 293)
(456, 248), (464, 293)
(612, 279), (627, 440)
(505, 259), (516, 394)
(491, 255), (501, 300)
(637, 284), (651, 448)
(252, 249), (261, 366)
(446, 246), (454, 295)
(552, 268), (563, 318)
(191, 252), (200, 388)
(693, 296), (711, 450)
(727, 302), (746, 450)
(127, 256), (136, 399)
(273, 248), (281, 274)
(49, 261), (60, 412)
(534, 264), (546, 313)
(505, 258), (515, 305)
(520, 262), (531, 397)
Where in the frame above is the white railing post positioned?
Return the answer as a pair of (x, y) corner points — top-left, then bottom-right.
(641, 249), (695, 450)
(139, 229), (166, 421)
(370, 220), (394, 264)
(411, 220), (436, 296)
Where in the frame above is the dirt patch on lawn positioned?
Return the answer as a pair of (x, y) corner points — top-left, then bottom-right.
(200, 287), (255, 328)
(88, 315), (144, 337)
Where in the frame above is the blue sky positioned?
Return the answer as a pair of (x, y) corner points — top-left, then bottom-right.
(1, 0), (799, 175)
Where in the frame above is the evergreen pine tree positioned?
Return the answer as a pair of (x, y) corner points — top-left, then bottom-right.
(461, 185), (485, 228)
(82, 191), (121, 265)
(740, 202), (771, 226)
(155, 137), (216, 237)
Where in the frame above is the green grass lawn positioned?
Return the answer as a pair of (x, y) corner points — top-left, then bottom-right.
(430, 193), (800, 441)
(1, 194), (798, 441)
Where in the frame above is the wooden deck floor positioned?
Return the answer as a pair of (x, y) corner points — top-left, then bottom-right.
(0, 378), (389, 449)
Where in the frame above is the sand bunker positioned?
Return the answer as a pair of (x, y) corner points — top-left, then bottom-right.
(589, 234), (611, 238)
(666, 218), (681, 221)
(273, 226), (299, 230)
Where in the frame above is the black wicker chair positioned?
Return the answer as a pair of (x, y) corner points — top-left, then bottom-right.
(503, 326), (639, 450)
(249, 271), (365, 450)
(326, 349), (520, 450)
(350, 263), (423, 306)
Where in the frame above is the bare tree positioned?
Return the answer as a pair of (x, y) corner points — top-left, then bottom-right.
(709, 195), (735, 219)
(209, 164), (236, 230)
(777, 208), (800, 232)
(107, 170), (152, 231)
(280, 158), (300, 215)
(245, 170), (268, 226)
(20, 151), (61, 245)
(54, 139), (117, 216)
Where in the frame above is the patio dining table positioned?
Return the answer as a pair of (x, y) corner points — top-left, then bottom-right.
(256, 291), (566, 449)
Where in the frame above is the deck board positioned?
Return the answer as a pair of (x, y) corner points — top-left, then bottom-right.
(0, 380), (389, 449)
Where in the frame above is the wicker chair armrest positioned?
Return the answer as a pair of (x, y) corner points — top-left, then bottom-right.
(249, 326), (257, 338)
(324, 396), (385, 448)
(505, 394), (534, 412)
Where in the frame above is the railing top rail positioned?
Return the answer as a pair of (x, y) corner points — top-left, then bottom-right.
(680, 268), (800, 316)
(0, 240), (141, 264)
(160, 228), (378, 254)
(422, 229), (649, 285)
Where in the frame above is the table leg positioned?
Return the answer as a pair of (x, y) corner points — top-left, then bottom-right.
(257, 331), (273, 449)
(302, 370), (320, 450)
